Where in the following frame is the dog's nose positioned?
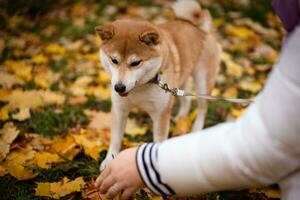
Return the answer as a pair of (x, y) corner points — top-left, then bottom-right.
(114, 83), (126, 93)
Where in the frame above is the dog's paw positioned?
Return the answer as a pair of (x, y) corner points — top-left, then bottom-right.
(99, 155), (114, 171)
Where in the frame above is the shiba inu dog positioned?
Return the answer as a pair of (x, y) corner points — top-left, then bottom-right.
(95, 0), (221, 170)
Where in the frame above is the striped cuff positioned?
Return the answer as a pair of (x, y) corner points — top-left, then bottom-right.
(136, 143), (175, 196)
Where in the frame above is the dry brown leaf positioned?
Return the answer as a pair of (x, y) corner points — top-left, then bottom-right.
(67, 95), (88, 105)
(35, 177), (86, 199)
(250, 187), (280, 199)
(88, 111), (111, 131)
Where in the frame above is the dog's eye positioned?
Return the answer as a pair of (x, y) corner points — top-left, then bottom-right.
(130, 60), (141, 67)
(111, 58), (118, 64)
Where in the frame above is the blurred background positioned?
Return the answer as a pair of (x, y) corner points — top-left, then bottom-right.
(0, 0), (284, 199)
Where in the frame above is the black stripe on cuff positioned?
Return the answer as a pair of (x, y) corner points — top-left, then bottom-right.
(136, 143), (175, 196)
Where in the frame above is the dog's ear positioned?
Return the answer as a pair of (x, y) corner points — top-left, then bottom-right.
(139, 31), (160, 46)
(95, 24), (114, 42)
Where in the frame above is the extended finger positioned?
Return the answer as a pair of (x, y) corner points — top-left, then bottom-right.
(105, 183), (122, 199)
(95, 167), (111, 187)
(99, 175), (116, 194)
(121, 186), (136, 200)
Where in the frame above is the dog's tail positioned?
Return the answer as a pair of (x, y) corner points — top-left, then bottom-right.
(172, 0), (213, 32)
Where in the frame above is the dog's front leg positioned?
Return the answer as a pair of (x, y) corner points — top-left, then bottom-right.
(100, 103), (128, 171)
(151, 100), (173, 142)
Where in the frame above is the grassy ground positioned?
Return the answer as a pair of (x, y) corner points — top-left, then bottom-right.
(0, 0), (284, 199)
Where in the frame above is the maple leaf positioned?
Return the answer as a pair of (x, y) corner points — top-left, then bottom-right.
(33, 151), (62, 169)
(35, 177), (86, 199)
(0, 122), (20, 161)
(72, 129), (108, 160)
(1, 147), (38, 180)
(51, 135), (80, 160)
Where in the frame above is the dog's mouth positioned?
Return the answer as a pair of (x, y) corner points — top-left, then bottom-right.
(118, 92), (129, 97)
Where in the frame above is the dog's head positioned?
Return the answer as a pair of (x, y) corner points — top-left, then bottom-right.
(95, 19), (163, 97)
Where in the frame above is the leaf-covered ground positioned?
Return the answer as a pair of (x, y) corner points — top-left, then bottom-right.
(0, 0), (285, 199)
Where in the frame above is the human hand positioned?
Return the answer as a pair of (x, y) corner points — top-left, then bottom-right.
(94, 147), (143, 200)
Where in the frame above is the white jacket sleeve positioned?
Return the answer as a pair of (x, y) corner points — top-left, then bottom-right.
(136, 25), (300, 196)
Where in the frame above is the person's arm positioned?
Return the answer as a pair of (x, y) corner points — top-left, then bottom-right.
(136, 25), (300, 195)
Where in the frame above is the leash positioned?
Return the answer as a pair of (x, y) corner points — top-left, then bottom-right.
(154, 75), (254, 105)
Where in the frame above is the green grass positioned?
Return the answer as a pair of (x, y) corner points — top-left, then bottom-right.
(15, 105), (88, 137)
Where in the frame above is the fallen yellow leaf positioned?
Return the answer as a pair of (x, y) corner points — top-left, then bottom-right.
(35, 177), (86, 199)
(250, 187), (280, 199)
(2, 147), (38, 180)
(226, 25), (255, 39)
(125, 119), (147, 136)
(0, 106), (9, 121)
(72, 129), (107, 160)
(32, 54), (48, 64)
(51, 135), (80, 160)
(172, 116), (192, 136)
(12, 107), (31, 121)
(0, 165), (7, 177)
(0, 90), (65, 110)
(34, 70), (60, 89)
(0, 122), (19, 161)
(45, 43), (66, 55)
(34, 152), (62, 169)
(239, 80), (262, 93)
(97, 70), (111, 84)
(230, 107), (245, 119)
(0, 72), (24, 88)
(223, 87), (238, 98)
